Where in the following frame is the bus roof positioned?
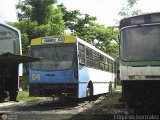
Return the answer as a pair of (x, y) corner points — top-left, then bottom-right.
(77, 37), (114, 61)
(0, 22), (20, 33)
(120, 12), (160, 28)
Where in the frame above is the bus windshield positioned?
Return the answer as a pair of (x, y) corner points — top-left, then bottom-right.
(120, 25), (160, 61)
(31, 45), (74, 71)
(0, 25), (19, 55)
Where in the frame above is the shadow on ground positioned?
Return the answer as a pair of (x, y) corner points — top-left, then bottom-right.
(69, 92), (160, 120)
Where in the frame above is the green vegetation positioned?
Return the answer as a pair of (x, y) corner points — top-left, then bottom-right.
(118, 0), (142, 17)
(116, 85), (122, 91)
(17, 91), (40, 103)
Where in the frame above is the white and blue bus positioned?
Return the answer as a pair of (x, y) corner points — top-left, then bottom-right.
(119, 12), (160, 105)
(29, 35), (115, 98)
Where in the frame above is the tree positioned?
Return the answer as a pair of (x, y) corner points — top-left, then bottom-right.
(118, 0), (142, 17)
(58, 4), (96, 35)
(17, 0), (57, 24)
(59, 4), (118, 57)
(87, 23), (119, 56)
(14, 0), (65, 45)
(10, 21), (51, 54)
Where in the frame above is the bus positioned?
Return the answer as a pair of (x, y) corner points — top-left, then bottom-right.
(119, 12), (160, 106)
(29, 35), (115, 98)
(0, 23), (38, 101)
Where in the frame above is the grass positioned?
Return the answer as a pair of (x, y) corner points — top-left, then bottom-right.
(17, 91), (41, 103)
(116, 85), (122, 91)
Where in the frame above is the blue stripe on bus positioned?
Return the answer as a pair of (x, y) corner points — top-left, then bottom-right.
(29, 68), (75, 84)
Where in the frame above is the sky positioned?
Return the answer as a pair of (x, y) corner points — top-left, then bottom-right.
(0, 0), (17, 23)
(0, 0), (160, 26)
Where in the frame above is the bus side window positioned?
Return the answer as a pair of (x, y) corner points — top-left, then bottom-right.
(109, 61), (113, 72)
(86, 47), (93, 68)
(105, 59), (109, 71)
(93, 51), (99, 69)
(100, 55), (105, 70)
(104, 57), (108, 71)
(79, 43), (85, 69)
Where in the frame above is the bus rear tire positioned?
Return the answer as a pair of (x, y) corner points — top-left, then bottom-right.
(109, 81), (112, 94)
(86, 82), (93, 97)
(86, 88), (91, 97)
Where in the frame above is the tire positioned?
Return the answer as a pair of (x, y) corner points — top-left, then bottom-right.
(9, 91), (17, 101)
(109, 82), (112, 94)
(0, 93), (5, 102)
(86, 88), (91, 97)
(86, 84), (93, 97)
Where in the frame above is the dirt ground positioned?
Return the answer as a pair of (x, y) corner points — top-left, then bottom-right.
(1, 91), (159, 120)
(0, 91), (127, 120)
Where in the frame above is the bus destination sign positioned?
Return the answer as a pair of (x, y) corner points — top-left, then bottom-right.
(42, 38), (64, 43)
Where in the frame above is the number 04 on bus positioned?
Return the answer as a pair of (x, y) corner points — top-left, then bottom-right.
(29, 35), (115, 98)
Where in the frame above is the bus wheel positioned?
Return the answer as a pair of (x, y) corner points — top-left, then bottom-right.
(0, 92), (5, 102)
(9, 91), (17, 101)
(86, 83), (93, 97)
(109, 81), (112, 94)
(86, 88), (91, 97)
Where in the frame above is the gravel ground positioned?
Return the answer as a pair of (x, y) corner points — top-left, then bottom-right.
(0, 96), (105, 120)
(1, 91), (159, 120)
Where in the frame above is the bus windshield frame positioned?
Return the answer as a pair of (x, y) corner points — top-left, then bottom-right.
(120, 24), (160, 61)
(30, 44), (75, 71)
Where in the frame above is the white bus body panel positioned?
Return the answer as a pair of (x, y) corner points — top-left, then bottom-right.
(120, 66), (160, 80)
(87, 68), (115, 95)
